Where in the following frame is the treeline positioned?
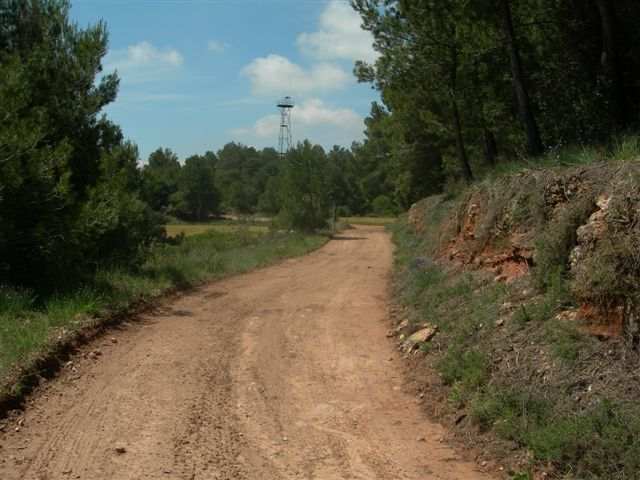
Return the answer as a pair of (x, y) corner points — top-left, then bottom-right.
(141, 140), (398, 227)
(351, 0), (640, 207)
(1, 0), (162, 290)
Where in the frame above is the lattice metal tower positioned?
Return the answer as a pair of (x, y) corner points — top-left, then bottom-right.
(277, 96), (294, 157)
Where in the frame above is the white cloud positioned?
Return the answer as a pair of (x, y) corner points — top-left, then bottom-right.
(295, 98), (363, 129)
(207, 40), (229, 53)
(297, 0), (378, 63)
(104, 41), (184, 83)
(242, 54), (350, 96)
(230, 98), (364, 147)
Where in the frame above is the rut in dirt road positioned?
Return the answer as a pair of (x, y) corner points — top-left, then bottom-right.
(0, 226), (495, 480)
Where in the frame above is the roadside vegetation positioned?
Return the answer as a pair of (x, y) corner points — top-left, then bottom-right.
(390, 137), (640, 479)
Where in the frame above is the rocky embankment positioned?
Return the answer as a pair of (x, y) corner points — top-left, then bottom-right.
(389, 161), (640, 479)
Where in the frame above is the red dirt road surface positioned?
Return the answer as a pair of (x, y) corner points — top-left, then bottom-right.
(0, 227), (494, 480)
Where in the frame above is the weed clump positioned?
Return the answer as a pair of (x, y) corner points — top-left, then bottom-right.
(533, 196), (594, 291)
(439, 349), (490, 407)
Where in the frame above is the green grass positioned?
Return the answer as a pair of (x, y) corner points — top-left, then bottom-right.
(341, 216), (397, 226)
(0, 230), (326, 390)
(164, 223), (269, 237)
(471, 388), (640, 478)
(390, 220), (507, 405)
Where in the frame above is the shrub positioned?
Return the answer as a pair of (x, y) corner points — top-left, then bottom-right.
(533, 196), (594, 291)
(515, 269), (572, 325)
(336, 205), (352, 217)
(278, 141), (331, 231)
(527, 401), (640, 478)
(438, 349), (490, 390)
(471, 388), (552, 442)
(371, 195), (396, 216)
(76, 182), (164, 270)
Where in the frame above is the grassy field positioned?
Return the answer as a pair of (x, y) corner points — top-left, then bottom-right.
(166, 217), (397, 237)
(165, 223), (269, 237)
(0, 230), (327, 396)
(341, 216), (397, 226)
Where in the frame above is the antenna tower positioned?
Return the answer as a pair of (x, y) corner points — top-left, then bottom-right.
(277, 96), (294, 157)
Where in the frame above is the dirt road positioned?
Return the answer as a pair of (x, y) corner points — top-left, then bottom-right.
(0, 227), (494, 480)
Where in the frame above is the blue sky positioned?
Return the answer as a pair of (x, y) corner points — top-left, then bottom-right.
(71, 0), (380, 162)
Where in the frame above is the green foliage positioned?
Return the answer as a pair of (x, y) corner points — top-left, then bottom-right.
(141, 149), (220, 221)
(207, 141), (391, 219)
(353, 0), (640, 193)
(515, 270), (572, 325)
(471, 388), (553, 441)
(278, 141), (331, 231)
(439, 349), (490, 390)
(371, 195), (396, 216)
(0, 0), (163, 289)
(533, 197), (594, 291)
(76, 180), (163, 268)
(473, 392), (640, 479)
(141, 148), (181, 213)
(177, 152), (219, 220)
(258, 175), (282, 215)
(353, 101), (444, 210)
(214, 143), (278, 214)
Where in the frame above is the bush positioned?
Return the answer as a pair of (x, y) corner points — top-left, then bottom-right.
(336, 205), (352, 217)
(438, 349), (490, 389)
(0, 2), (162, 290)
(533, 196), (594, 291)
(76, 182), (164, 270)
(371, 195), (396, 216)
(527, 401), (640, 478)
(471, 388), (552, 441)
(278, 141), (331, 231)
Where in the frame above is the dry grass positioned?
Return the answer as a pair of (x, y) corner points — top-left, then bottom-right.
(164, 223), (269, 237)
(340, 216), (397, 226)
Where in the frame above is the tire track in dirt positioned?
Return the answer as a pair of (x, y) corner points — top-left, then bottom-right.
(0, 227), (495, 479)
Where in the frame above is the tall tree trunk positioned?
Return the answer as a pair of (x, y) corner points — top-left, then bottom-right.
(500, 0), (544, 157)
(483, 127), (498, 166)
(449, 43), (473, 182)
(452, 99), (473, 182)
(595, 0), (627, 127)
